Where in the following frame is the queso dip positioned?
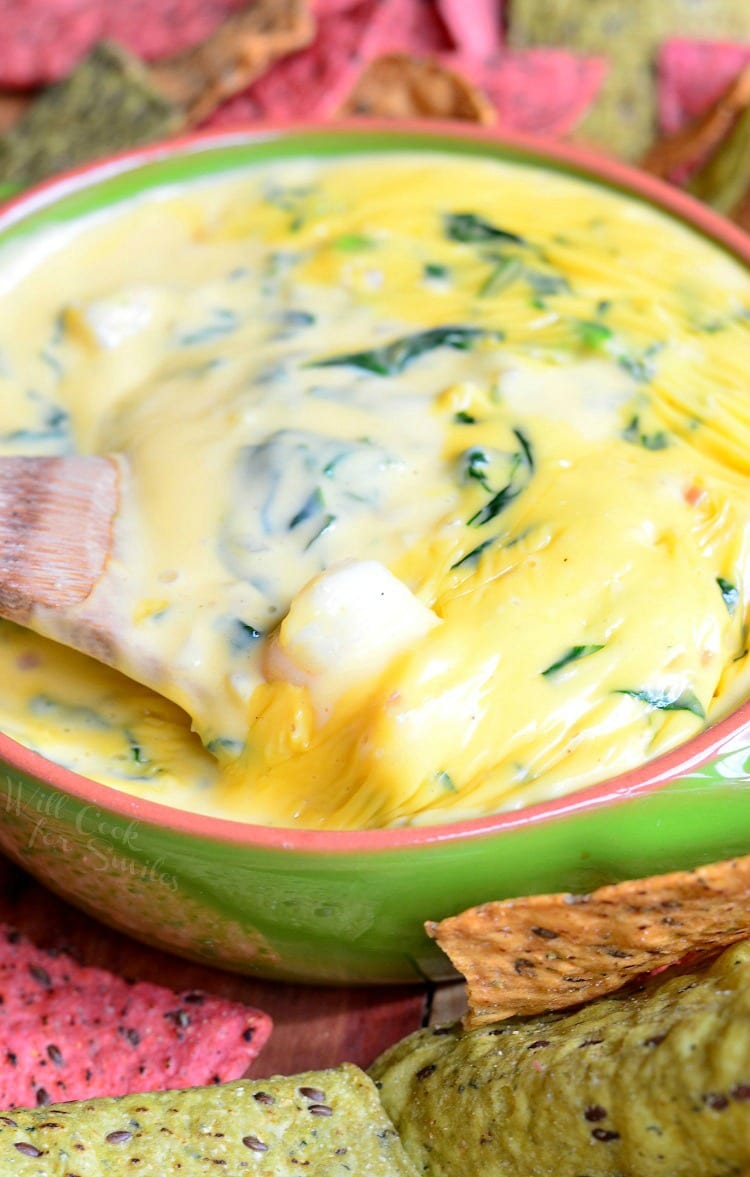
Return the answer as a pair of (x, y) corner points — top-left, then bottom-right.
(1, 150), (750, 829)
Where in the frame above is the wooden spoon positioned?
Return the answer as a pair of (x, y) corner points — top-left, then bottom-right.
(0, 454), (210, 729)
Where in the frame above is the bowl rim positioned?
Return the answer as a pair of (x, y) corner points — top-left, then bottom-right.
(2, 116), (750, 855)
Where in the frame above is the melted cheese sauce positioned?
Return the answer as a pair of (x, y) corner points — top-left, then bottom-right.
(2, 152), (750, 828)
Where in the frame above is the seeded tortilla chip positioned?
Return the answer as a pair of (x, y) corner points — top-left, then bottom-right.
(426, 854), (750, 1028)
(340, 53), (495, 123)
(371, 940), (750, 1177)
(0, 1064), (419, 1175)
(508, 0), (750, 160)
(0, 925), (271, 1109)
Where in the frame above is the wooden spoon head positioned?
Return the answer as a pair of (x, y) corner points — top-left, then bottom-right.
(0, 455), (119, 621)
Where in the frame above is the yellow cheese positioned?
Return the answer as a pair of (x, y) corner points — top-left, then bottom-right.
(1, 152), (750, 829)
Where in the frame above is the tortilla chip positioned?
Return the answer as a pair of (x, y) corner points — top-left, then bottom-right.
(644, 61), (750, 182)
(658, 37), (750, 135)
(340, 53), (495, 123)
(448, 48), (607, 138)
(371, 940), (750, 1177)
(0, 0), (313, 185)
(0, 93), (30, 136)
(436, 0), (504, 57)
(0, 0), (249, 88)
(0, 924), (271, 1108)
(204, 0), (379, 126)
(0, 42), (179, 188)
(148, 0), (314, 125)
(508, 0), (750, 160)
(358, 0), (454, 57)
(0, 1064), (420, 1176)
(204, 0), (451, 128)
(426, 854), (750, 1028)
(688, 97), (750, 215)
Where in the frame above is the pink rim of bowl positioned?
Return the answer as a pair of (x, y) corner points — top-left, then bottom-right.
(1, 117), (749, 855)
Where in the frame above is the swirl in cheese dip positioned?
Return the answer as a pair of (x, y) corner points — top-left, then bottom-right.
(1, 151), (750, 829)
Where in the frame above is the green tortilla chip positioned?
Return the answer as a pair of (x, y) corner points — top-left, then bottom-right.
(0, 1063), (420, 1175)
(508, 0), (750, 160)
(370, 940), (750, 1177)
(0, 42), (179, 188)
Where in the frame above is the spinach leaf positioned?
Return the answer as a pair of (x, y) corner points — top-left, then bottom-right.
(424, 262), (450, 281)
(622, 414), (669, 451)
(308, 325), (502, 376)
(717, 576), (739, 615)
(454, 410), (477, 424)
(444, 211), (527, 246)
(542, 645), (604, 677)
(616, 687), (705, 719)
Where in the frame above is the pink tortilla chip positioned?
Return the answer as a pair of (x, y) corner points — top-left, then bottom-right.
(437, 0), (503, 57)
(357, 0), (453, 58)
(443, 48), (607, 138)
(0, 925), (271, 1109)
(658, 38), (750, 135)
(0, 0), (248, 87)
(0, 0), (102, 88)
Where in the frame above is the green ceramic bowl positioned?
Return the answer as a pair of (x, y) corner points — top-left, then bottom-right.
(1, 123), (750, 984)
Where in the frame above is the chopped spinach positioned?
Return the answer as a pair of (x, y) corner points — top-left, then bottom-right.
(29, 695), (110, 730)
(443, 211), (527, 247)
(462, 446), (492, 492)
(479, 255), (523, 298)
(618, 343), (662, 384)
(230, 619), (264, 652)
(333, 233), (375, 251)
(717, 576), (739, 615)
(308, 325), (502, 376)
(542, 644), (604, 677)
(451, 537), (493, 569)
(513, 426), (534, 472)
(305, 513), (336, 550)
(454, 410), (477, 425)
(576, 319), (614, 350)
(177, 307), (240, 347)
(616, 686), (705, 719)
(290, 487), (325, 529)
(467, 429), (534, 527)
(468, 482), (522, 527)
(525, 269), (570, 298)
(434, 770), (457, 792)
(622, 414), (669, 451)
(424, 262), (450, 281)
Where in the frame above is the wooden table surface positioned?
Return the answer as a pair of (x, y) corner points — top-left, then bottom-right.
(0, 852), (467, 1081)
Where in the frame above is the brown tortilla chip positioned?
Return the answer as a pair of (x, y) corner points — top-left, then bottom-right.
(642, 61), (750, 181)
(150, 0), (315, 125)
(426, 854), (750, 1028)
(339, 53), (495, 124)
